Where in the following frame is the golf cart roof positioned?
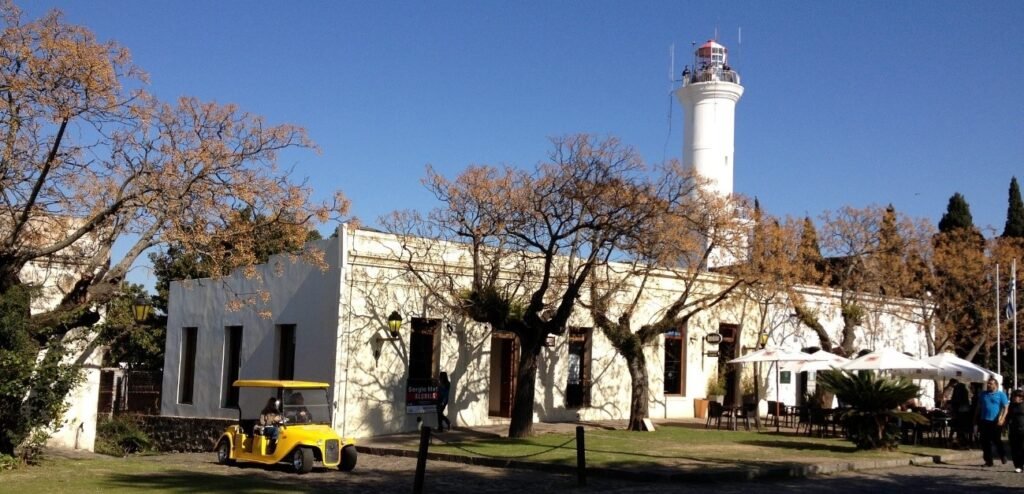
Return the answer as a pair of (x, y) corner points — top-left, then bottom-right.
(232, 379), (330, 389)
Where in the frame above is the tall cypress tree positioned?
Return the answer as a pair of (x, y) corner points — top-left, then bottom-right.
(938, 193), (974, 233)
(798, 216), (825, 284)
(1003, 177), (1024, 238)
(876, 205), (906, 296)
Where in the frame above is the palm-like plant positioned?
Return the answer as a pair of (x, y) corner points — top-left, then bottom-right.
(816, 370), (927, 450)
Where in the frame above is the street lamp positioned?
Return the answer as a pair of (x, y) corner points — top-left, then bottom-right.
(387, 311), (402, 338)
(758, 332), (769, 349)
(132, 295), (152, 323)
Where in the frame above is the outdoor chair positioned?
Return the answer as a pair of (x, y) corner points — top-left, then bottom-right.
(766, 400), (780, 426)
(706, 401), (726, 429)
(734, 402), (755, 431)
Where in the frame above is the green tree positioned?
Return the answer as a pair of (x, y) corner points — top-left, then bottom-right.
(96, 284), (163, 371)
(0, 285), (81, 457)
(1003, 177), (1024, 238)
(938, 193), (974, 233)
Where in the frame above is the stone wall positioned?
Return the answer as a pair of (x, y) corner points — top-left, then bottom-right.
(135, 415), (234, 452)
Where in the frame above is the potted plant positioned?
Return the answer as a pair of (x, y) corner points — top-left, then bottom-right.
(706, 374), (726, 404)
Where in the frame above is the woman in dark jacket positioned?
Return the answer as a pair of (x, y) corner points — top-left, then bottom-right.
(1009, 389), (1024, 473)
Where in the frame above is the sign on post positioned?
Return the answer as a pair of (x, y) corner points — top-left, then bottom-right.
(704, 333), (723, 345)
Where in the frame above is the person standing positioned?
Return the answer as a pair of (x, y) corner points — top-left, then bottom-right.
(949, 379), (972, 448)
(976, 377), (1009, 467)
(1008, 389), (1024, 473)
(436, 372), (451, 432)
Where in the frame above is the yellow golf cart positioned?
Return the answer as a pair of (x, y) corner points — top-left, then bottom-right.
(215, 380), (357, 474)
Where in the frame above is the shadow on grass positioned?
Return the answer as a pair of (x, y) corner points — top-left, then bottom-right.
(103, 470), (303, 494)
(739, 439), (859, 454)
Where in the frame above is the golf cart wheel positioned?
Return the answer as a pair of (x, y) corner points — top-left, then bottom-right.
(338, 445), (357, 472)
(292, 447), (314, 474)
(215, 439), (234, 465)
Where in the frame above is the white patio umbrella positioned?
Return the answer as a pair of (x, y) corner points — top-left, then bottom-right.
(728, 348), (820, 432)
(841, 348), (938, 373)
(782, 349), (850, 374)
(895, 352), (1000, 383)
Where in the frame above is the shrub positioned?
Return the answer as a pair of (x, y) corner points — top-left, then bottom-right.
(95, 416), (152, 456)
(817, 370), (927, 450)
(706, 374), (726, 397)
(0, 454), (19, 471)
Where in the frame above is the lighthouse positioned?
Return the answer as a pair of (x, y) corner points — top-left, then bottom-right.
(674, 40), (744, 197)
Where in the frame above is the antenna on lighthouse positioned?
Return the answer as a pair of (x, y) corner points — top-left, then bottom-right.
(664, 43), (676, 165)
(736, 27), (742, 67)
(669, 43), (675, 88)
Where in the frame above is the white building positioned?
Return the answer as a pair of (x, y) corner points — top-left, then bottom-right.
(159, 225), (933, 438)
(17, 219), (106, 452)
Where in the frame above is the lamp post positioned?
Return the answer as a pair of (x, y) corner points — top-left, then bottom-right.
(132, 295), (152, 323)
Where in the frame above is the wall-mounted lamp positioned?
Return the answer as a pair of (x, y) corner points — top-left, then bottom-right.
(387, 310), (403, 338)
(372, 310), (404, 364)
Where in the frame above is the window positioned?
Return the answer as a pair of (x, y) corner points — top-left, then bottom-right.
(277, 324), (296, 381)
(222, 326), (243, 408)
(566, 327), (592, 408)
(178, 327), (198, 404)
(408, 318), (440, 386)
(663, 328), (685, 395)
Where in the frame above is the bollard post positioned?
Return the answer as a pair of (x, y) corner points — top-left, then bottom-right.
(413, 425), (431, 494)
(575, 425), (586, 487)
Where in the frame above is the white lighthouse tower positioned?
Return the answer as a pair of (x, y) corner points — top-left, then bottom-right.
(674, 40), (744, 198)
(675, 40), (747, 268)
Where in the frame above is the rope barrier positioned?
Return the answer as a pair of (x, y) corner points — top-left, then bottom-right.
(429, 433), (577, 459)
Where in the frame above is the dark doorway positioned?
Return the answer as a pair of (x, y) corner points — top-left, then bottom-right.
(566, 327), (592, 409)
(716, 323), (739, 406)
(277, 324), (295, 380)
(489, 333), (518, 417)
(223, 326), (243, 407)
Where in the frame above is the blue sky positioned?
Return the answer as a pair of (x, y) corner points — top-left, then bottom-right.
(20, 1), (1024, 279)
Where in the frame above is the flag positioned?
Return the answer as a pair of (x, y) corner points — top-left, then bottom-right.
(1009, 272), (1018, 320)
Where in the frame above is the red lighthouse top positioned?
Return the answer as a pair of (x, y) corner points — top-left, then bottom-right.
(696, 40), (728, 67)
(681, 39), (739, 86)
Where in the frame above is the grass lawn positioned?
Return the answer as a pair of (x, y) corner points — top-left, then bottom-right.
(0, 454), (299, 494)
(0, 425), (959, 492)
(430, 424), (955, 470)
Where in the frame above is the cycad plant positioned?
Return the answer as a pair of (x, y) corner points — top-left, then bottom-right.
(816, 370), (927, 450)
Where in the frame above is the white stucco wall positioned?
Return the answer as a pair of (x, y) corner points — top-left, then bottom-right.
(160, 234), (344, 420)
(161, 224), (935, 438)
(20, 237), (104, 452)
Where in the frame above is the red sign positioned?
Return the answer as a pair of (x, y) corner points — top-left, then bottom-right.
(406, 384), (439, 414)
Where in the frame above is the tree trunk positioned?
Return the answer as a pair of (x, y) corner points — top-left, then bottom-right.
(508, 340), (540, 438)
(625, 350), (649, 431)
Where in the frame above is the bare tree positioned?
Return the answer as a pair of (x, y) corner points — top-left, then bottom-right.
(587, 164), (749, 431)
(383, 134), (652, 437)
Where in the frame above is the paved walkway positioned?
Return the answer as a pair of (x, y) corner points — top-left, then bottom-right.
(359, 418), (978, 483)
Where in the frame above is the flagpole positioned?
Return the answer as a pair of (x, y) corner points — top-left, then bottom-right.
(996, 264), (1001, 376)
(1014, 258), (1019, 390)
